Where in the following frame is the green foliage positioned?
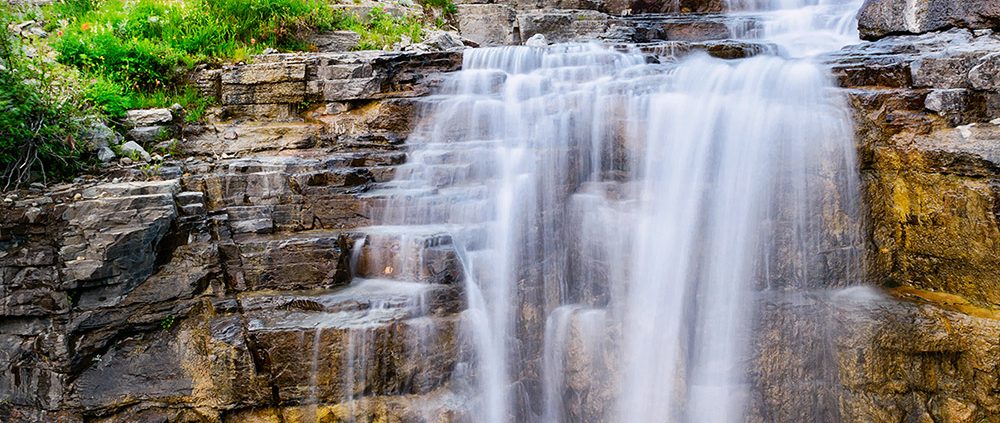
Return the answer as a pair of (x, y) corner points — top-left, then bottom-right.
(129, 86), (212, 123)
(159, 315), (175, 330)
(345, 7), (424, 51)
(0, 5), (89, 188)
(46, 0), (341, 118)
(42, 0), (438, 122)
(419, 0), (457, 16)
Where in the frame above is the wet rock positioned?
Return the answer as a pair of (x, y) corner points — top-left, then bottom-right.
(924, 88), (970, 114)
(625, 13), (756, 42)
(911, 51), (983, 89)
(517, 10), (611, 44)
(235, 233), (352, 291)
(750, 287), (1000, 423)
(525, 33), (549, 47)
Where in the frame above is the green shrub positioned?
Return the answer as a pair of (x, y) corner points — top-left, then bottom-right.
(348, 7), (424, 51)
(43, 0), (359, 119)
(81, 76), (130, 119)
(0, 6), (89, 188)
(419, 0), (458, 16)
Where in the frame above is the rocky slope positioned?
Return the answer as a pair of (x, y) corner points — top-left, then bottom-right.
(2, 0), (1000, 422)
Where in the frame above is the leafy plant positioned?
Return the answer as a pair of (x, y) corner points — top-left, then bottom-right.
(420, 0), (458, 16)
(345, 7), (425, 51)
(159, 315), (175, 330)
(0, 5), (90, 189)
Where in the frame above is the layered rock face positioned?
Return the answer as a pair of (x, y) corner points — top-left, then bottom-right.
(808, 18), (1000, 423)
(828, 28), (1000, 309)
(3, 1), (1000, 423)
(857, 0), (1000, 40)
(0, 50), (469, 422)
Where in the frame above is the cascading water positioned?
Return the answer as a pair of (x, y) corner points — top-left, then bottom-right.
(366, 0), (866, 421)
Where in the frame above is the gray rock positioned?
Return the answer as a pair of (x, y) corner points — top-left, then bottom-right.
(910, 52), (982, 88)
(421, 31), (466, 51)
(82, 122), (117, 150)
(96, 146), (116, 163)
(517, 10), (611, 44)
(127, 126), (167, 144)
(457, 4), (517, 46)
(120, 141), (151, 162)
(924, 89), (969, 114)
(309, 30), (361, 52)
(969, 52), (1000, 91)
(858, 0), (1000, 40)
(126, 108), (173, 126)
(525, 33), (549, 47)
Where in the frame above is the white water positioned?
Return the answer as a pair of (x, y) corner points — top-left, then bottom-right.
(367, 0), (864, 422)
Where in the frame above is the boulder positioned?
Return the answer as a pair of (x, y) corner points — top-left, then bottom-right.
(968, 52), (1000, 91)
(96, 146), (116, 163)
(126, 126), (167, 144)
(858, 0), (1000, 40)
(81, 121), (118, 150)
(525, 33), (549, 47)
(457, 4), (517, 46)
(125, 108), (173, 126)
(418, 30), (466, 51)
(309, 30), (361, 52)
(516, 10), (611, 44)
(119, 141), (151, 162)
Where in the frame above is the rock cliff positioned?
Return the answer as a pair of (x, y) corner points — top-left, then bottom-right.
(2, 1), (1000, 422)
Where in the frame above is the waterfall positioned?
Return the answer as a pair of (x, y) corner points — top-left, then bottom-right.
(369, 0), (865, 421)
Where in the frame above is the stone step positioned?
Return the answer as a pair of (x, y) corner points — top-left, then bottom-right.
(391, 162), (499, 188)
(361, 188), (495, 226)
(240, 279), (466, 404)
(224, 388), (470, 422)
(630, 40), (777, 60)
(230, 230), (353, 291)
(624, 13), (761, 43)
(220, 153), (405, 173)
(361, 184), (492, 202)
(409, 145), (503, 166)
(240, 279), (462, 326)
(352, 226), (466, 285)
(78, 180), (180, 198)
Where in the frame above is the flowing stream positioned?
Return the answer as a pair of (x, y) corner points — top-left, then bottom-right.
(366, 0), (866, 421)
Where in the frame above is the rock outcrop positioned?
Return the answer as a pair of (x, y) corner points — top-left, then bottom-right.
(0, 49), (468, 423)
(857, 0), (1000, 40)
(826, 29), (1000, 308)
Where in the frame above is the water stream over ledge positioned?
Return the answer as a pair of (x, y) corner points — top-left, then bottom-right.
(350, 0), (866, 421)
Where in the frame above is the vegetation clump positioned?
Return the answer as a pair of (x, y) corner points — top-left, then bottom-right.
(0, 0), (455, 187)
(0, 7), (89, 188)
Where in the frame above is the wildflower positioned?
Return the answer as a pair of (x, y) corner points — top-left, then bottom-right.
(57, 30), (63, 37)
(250, 37), (257, 45)
(81, 22), (91, 31)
